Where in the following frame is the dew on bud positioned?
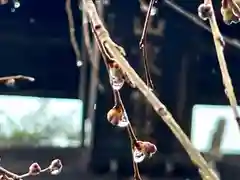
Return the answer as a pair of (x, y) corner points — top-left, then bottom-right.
(133, 141), (157, 163)
(109, 62), (125, 90)
(49, 159), (63, 175)
(118, 111), (129, 127)
(133, 149), (146, 163)
(107, 107), (129, 127)
(29, 162), (41, 175)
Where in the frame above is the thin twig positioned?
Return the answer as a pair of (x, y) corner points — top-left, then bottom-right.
(201, 0), (240, 123)
(65, 0), (83, 66)
(164, 0), (240, 50)
(114, 90), (142, 180)
(83, 0), (218, 179)
(139, 0), (156, 90)
(0, 159), (62, 180)
(0, 75), (35, 86)
(81, 1), (105, 91)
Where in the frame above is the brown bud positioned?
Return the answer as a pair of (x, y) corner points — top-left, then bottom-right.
(107, 107), (122, 125)
(29, 162), (41, 175)
(198, 3), (213, 20)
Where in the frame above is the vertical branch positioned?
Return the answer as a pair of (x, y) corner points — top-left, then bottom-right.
(139, 0), (156, 89)
(198, 0), (240, 124)
(65, 0), (83, 66)
(82, 0), (104, 91)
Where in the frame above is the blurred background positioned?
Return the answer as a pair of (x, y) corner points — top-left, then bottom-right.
(0, 0), (239, 179)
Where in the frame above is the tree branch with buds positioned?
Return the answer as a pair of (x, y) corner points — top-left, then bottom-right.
(0, 159), (62, 180)
(82, 0), (218, 179)
(198, 0), (240, 126)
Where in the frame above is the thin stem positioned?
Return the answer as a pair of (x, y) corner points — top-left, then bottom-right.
(18, 168), (50, 179)
(139, 0), (156, 90)
(65, 0), (82, 66)
(0, 167), (19, 179)
(113, 90), (138, 142)
(206, 0), (240, 124)
(113, 90), (141, 180)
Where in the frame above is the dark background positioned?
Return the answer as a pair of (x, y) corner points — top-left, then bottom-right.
(0, 0), (240, 179)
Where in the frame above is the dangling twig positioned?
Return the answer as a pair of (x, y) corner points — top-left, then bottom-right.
(139, 0), (156, 90)
(65, 0), (83, 66)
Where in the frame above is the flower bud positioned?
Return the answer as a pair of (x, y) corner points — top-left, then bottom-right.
(221, 6), (240, 24)
(49, 159), (62, 175)
(133, 141), (157, 163)
(198, 3), (213, 20)
(29, 162), (41, 175)
(107, 107), (129, 127)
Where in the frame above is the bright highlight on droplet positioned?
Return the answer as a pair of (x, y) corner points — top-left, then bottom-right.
(14, 1), (20, 8)
(76, 60), (83, 67)
(133, 149), (146, 163)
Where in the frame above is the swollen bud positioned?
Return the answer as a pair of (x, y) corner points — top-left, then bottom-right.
(107, 106), (129, 127)
(49, 159), (63, 175)
(29, 163), (41, 175)
(133, 141), (157, 163)
(221, 6), (240, 24)
(198, 3), (213, 20)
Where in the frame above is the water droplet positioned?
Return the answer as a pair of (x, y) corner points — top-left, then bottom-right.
(117, 111), (129, 127)
(13, 1), (20, 8)
(133, 149), (145, 163)
(110, 76), (124, 90)
(77, 60), (83, 67)
(109, 64), (124, 90)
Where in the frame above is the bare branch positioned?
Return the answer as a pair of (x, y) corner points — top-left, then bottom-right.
(83, 0), (218, 179)
(198, 0), (240, 125)
(164, 0), (240, 50)
(0, 159), (62, 180)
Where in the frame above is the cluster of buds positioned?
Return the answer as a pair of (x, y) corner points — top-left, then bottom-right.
(27, 159), (62, 176)
(107, 105), (129, 127)
(198, 3), (213, 20)
(0, 159), (62, 180)
(220, 0), (240, 24)
(108, 61), (125, 90)
(133, 141), (157, 163)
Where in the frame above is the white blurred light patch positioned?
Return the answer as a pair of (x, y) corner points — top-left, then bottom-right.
(0, 95), (90, 148)
(191, 104), (240, 154)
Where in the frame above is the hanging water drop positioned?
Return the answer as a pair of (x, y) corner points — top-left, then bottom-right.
(13, 0), (20, 8)
(117, 111), (129, 127)
(109, 62), (124, 90)
(107, 107), (129, 128)
(133, 149), (146, 163)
